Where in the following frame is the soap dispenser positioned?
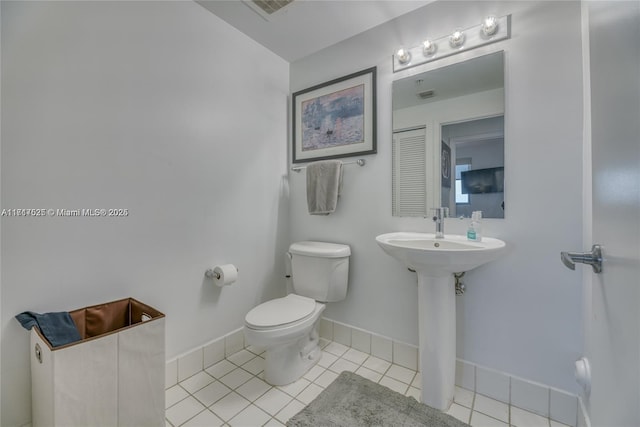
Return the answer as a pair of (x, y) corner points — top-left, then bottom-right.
(467, 211), (483, 242)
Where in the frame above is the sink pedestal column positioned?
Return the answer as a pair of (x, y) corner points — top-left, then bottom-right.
(417, 273), (456, 411)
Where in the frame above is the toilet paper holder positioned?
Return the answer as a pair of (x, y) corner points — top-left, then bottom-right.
(205, 266), (238, 279)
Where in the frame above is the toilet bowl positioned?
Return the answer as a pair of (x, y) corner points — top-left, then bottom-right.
(245, 294), (325, 385)
(244, 241), (350, 386)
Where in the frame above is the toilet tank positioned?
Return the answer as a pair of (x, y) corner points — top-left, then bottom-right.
(289, 241), (351, 302)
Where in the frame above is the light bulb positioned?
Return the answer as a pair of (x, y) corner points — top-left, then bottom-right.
(481, 15), (499, 36)
(449, 30), (465, 48)
(395, 47), (411, 65)
(422, 40), (437, 56)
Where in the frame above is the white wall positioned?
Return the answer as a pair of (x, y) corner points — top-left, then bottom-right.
(1, 2), (289, 425)
(290, 0), (584, 393)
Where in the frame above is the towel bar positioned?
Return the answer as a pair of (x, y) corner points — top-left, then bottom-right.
(291, 158), (366, 172)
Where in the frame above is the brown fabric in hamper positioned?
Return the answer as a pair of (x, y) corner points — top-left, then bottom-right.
(69, 297), (164, 341)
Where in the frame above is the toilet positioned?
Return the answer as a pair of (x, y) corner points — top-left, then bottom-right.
(244, 241), (351, 386)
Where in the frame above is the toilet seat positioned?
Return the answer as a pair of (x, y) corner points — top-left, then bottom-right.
(245, 294), (316, 330)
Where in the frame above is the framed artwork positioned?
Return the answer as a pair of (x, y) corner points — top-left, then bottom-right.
(292, 67), (377, 163)
(441, 141), (451, 188)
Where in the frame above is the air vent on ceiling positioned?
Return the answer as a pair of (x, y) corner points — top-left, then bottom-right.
(417, 90), (435, 99)
(252, 0), (294, 15)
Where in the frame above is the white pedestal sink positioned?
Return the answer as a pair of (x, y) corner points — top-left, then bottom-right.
(376, 232), (506, 411)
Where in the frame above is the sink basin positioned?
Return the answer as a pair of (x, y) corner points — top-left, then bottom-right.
(376, 232), (506, 277)
(376, 232), (506, 411)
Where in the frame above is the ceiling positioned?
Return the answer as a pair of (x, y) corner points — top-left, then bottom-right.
(196, 0), (432, 62)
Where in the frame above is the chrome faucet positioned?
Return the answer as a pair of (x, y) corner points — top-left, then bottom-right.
(431, 207), (449, 239)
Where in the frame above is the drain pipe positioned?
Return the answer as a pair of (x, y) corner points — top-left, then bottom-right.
(454, 272), (465, 295)
(408, 268), (466, 295)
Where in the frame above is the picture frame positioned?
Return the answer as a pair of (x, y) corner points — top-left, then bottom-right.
(292, 67), (377, 163)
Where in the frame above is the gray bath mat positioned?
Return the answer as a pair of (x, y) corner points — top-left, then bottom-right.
(286, 371), (470, 427)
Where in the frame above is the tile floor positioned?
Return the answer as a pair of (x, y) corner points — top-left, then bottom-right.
(166, 339), (572, 427)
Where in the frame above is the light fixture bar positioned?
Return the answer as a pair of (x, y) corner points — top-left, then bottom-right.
(393, 15), (511, 73)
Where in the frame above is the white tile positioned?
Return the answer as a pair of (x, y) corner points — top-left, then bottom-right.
(205, 359), (237, 379)
(235, 376), (272, 402)
(328, 358), (359, 374)
(405, 387), (421, 401)
(411, 373), (421, 389)
(446, 403), (471, 424)
(228, 404), (272, 427)
(165, 396), (206, 427)
(297, 383), (324, 405)
(193, 381), (232, 407)
(203, 339), (225, 369)
(550, 388), (578, 427)
(333, 322), (352, 346)
(278, 377), (311, 397)
(178, 349), (203, 382)
(264, 418), (285, 427)
(246, 345), (265, 356)
(474, 393), (509, 422)
(302, 364), (326, 382)
(227, 349), (255, 367)
(470, 411), (509, 427)
(166, 385), (189, 409)
(180, 371), (216, 394)
(476, 366), (510, 403)
(275, 399), (306, 424)
(355, 366), (382, 383)
(511, 406), (551, 427)
(456, 359), (476, 391)
(314, 369), (339, 388)
(550, 421), (572, 427)
(319, 318), (333, 340)
(254, 387), (293, 415)
(225, 330), (244, 357)
(241, 356), (265, 375)
(454, 386), (474, 408)
(209, 392), (251, 421)
(317, 351), (338, 368)
(351, 329), (372, 354)
(512, 377), (550, 417)
(181, 409), (224, 427)
(362, 356), (391, 374)
(318, 338), (331, 349)
(371, 335), (393, 362)
(385, 364), (416, 384)
(342, 348), (369, 365)
(323, 341), (348, 357)
(166, 359), (178, 389)
(379, 376), (408, 394)
(219, 368), (253, 389)
(393, 341), (418, 371)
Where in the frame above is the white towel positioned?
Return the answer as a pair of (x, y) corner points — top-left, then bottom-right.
(306, 160), (343, 215)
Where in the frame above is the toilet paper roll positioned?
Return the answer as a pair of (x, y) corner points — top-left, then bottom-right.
(213, 264), (238, 287)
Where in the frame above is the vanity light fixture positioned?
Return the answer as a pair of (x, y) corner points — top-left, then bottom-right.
(393, 14), (511, 72)
(481, 15), (499, 36)
(422, 40), (437, 56)
(449, 30), (465, 48)
(395, 47), (412, 65)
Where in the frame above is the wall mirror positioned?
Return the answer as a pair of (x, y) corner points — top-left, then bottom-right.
(392, 51), (505, 218)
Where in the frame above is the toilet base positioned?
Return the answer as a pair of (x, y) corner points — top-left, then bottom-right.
(263, 323), (322, 386)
